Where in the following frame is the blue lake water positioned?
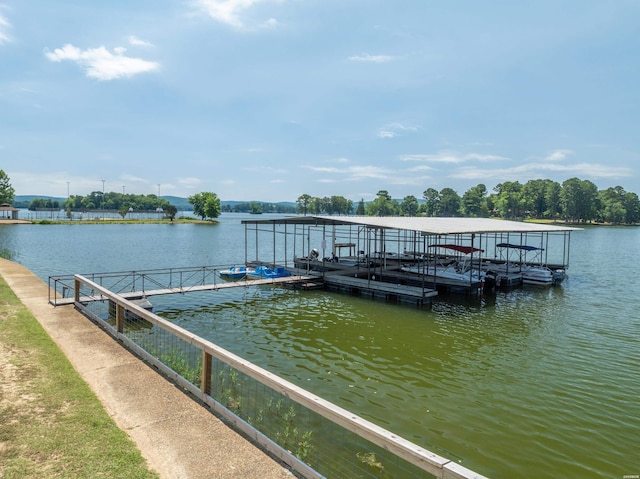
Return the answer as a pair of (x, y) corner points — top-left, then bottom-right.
(1, 214), (638, 478)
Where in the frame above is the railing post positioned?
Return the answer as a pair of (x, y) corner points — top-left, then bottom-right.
(74, 277), (80, 303)
(201, 351), (212, 395)
(116, 303), (124, 334)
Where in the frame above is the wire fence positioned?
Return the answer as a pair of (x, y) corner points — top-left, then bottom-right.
(73, 273), (487, 479)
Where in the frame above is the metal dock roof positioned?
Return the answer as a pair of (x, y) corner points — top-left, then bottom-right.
(242, 215), (581, 235)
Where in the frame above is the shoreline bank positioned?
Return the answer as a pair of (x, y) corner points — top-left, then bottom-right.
(0, 258), (293, 479)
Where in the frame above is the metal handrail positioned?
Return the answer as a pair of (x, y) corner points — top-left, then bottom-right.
(73, 273), (488, 479)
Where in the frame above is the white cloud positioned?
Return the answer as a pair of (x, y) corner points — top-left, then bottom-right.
(377, 122), (418, 139)
(543, 149), (574, 162)
(128, 35), (153, 47)
(244, 165), (287, 173)
(8, 172), (111, 197)
(120, 174), (148, 184)
(262, 18), (279, 29)
(463, 153), (509, 162)
(305, 164), (390, 179)
(348, 54), (395, 63)
(304, 164), (430, 186)
(194, 0), (282, 29)
(7, 170), (210, 198)
(399, 151), (508, 163)
(407, 165), (435, 173)
(397, 149), (634, 186)
(451, 161), (633, 182)
(400, 153), (462, 163)
(45, 44), (159, 80)
(0, 10), (11, 45)
(377, 130), (396, 139)
(177, 177), (204, 187)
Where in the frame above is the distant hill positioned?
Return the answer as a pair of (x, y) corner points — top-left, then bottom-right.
(161, 196), (191, 209)
(16, 195), (67, 203)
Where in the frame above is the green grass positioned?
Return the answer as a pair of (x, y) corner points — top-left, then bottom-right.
(0, 278), (159, 479)
(31, 217), (215, 225)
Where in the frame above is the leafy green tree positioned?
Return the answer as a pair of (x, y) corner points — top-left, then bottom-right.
(296, 194), (312, 215)
(249, 202), (263, 214)
(28, 198), (60, 210)
(118, 205), (130, 219)
(81, 196), (96, 209)
(603, 201), (626, 224)
(0, 170), (15, 205)
(366, 190), (398, 216)
(493, 181), (523, 219)
(545, 181), (562, 219)
(307, 197), (323, 215)
(521, 179), (551, 218)
(28, 198), (45, 210)
(486, 193), (497, 216)
(188, 192), (221, 220)
(597, 186), (640, 224)
(400, 195), (419, 216)
(561, 178), (598, 222)
(422, 188), (439, 217)
(598, 186), (626, 224)
(319, 196), (332, 214)
(438, 188), (461, 217)
(355, 198), (365, 215)
(166, 204), (178, 221)
(63, 192), (170, 211)
(623, 192), (640, 224)
(461, 184), (488, 217)
(330, 196), (353, 215)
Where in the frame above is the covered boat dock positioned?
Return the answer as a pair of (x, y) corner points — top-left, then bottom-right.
(241, 215), (580, 303)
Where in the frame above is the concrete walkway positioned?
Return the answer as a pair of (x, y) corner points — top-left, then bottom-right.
(0, 258), (294, 479)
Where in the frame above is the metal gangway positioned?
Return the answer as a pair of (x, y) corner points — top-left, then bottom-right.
(48, 265), (316, 306)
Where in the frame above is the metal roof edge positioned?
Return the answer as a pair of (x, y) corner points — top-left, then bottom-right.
(241, 215), (582, 234)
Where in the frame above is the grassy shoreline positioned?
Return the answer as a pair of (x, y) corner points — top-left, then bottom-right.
(3, 218), (215, 225)
(0, 277), (159, 479)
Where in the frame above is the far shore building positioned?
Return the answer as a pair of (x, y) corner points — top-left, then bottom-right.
(0, 203), (19, 220)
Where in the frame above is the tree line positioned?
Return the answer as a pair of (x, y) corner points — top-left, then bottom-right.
(296, 178), (640, 224)
(221, 202), (296, 214)
(61, 191), (171, 212)
(2, 169), (639, 224)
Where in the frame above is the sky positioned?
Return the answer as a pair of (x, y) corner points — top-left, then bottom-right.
(1, 1), (639, 203)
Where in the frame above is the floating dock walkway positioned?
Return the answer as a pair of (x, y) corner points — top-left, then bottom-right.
(50, 273), (317, 307)
(320, 271), (438, 305)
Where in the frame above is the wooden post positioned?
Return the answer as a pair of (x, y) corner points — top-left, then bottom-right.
(116, 303), (124, 334)
(201, 351), (212, 395)
(74, 277), (80, 303)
